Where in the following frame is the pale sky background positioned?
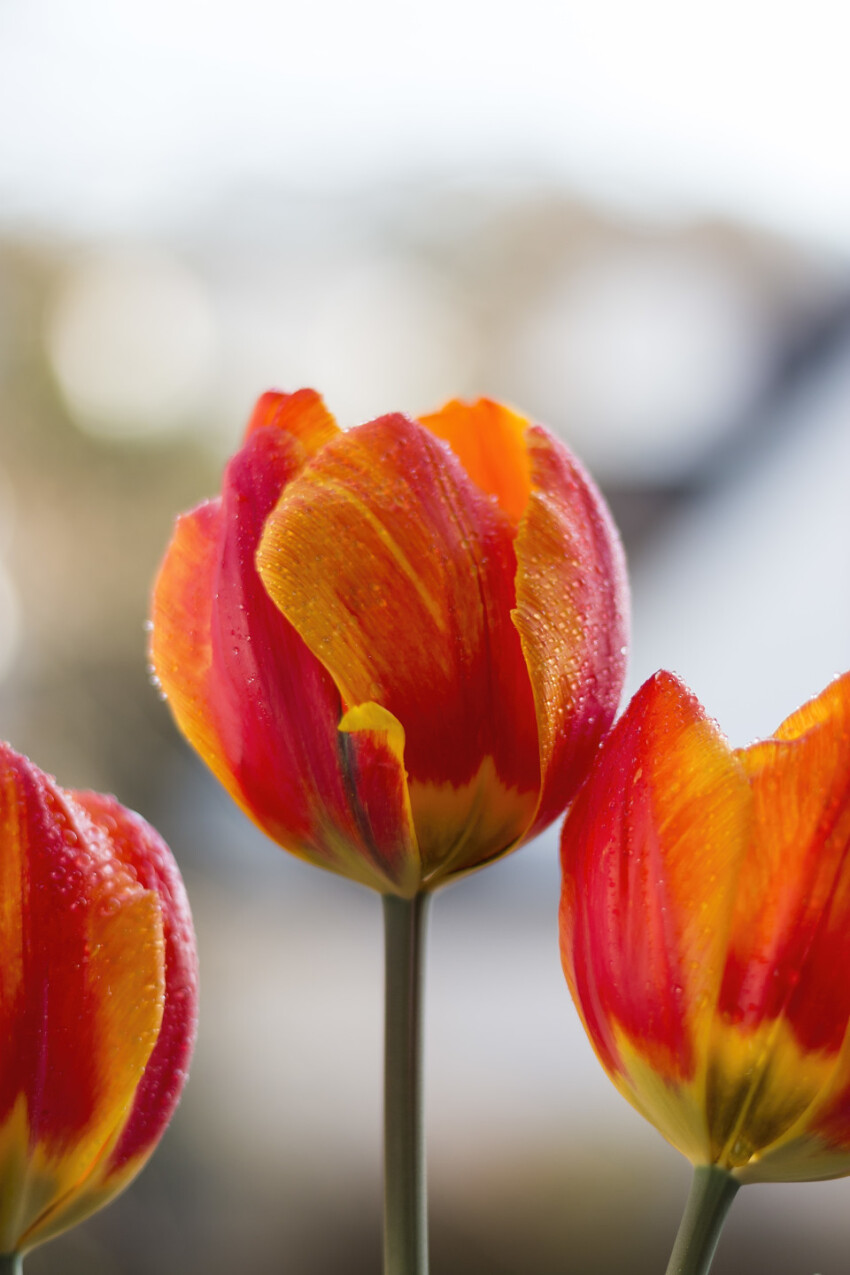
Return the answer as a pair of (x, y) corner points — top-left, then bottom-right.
(2, 0), (850, 247)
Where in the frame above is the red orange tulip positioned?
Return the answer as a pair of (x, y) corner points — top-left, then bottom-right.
(560, 669), (850, 1183)
(0, 743), (198, 1258)
(151, 390), (628, 896)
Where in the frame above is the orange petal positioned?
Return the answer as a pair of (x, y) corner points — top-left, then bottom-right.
(516, 426), (629, 840)
(560, 673), (750, 1154)
(152, 405), (412, 894)
(76, 793), (198, 1176)
(150, 387), (340, 807)
(723, 673), (850, 1050)
(258, 413), (540, 878)
(704, 674), (850, 1164)
(418, 398), (532, 524)
(150, 498), (231, 788)
(0, 747), (164, 1253)
(18, 792), (198, 1249)
(244, 387), (339, 457)
(773, 670), (850, 742)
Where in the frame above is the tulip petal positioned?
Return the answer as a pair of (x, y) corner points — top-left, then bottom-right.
(15, 793), (199, 1248)
(724, 697), (850, 1049)
(258, 413), (541, 880)
(152, 401), (414, 893)
(706, 672), (850, 1169)
(338, 703), (420, 898)
(773, 669), (850, 743)
(418, 398), (532, 525)
(244, 387), (338, 456)
(560, 673), (751, 1162)
(150, 497), (233, 786)
(419, 403), (629, 840)
(76, 796), (197, 1173)
(0, 747), (164, 1252)
(516, 427), (629, 839)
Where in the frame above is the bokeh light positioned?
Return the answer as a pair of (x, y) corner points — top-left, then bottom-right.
(45, 248), (218, 442)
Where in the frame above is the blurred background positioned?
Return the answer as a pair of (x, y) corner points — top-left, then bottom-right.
(2, 0), (850, 1270)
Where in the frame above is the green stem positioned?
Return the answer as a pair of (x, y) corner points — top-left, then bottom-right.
(383, 892), (430, 1275)
(0, 1254), (23, 1274)
(665, 1166), (739, 1275)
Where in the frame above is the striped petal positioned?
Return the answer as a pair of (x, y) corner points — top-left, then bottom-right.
(257, 413), (541, 884)
(561, 669), (850, 1186)
(0, 747), (166, 1253)
(244, 387), (338, 455)
(338, 703), (420, 898)
(560, 672), (751, 1164)
(712, 672), (850, 1180)
(151, 394), (415, 894)
(515, 426), (629, 839)
(83, 793), (198, 1178)
(419, 400), (630, 844)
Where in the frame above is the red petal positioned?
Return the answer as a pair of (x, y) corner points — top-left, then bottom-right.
(152, 398), (415, 893)
(73, 793), (198, 1177)
(517, 427), (629, 838)
(244, 387), (337, 456)
(561, 672), (749, 1083)
(0, 746), (164, 1250)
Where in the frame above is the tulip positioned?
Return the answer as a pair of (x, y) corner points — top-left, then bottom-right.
(150, 388), (628, 897)
(0, 743), (198, 1271)
(151, 388), (627, 1275)
(559, 669), (850, 1274)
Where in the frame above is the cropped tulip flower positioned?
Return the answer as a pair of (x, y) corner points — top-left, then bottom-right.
(150, 389), (628, 898)
(0, 742), (198, 1268)
(560, 670), (850, 1272)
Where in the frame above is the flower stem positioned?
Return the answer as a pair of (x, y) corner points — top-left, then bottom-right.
(383, 892), (430, 1275)
(665, 1165), (739, 1275)
(0, 1255), (23, 1274)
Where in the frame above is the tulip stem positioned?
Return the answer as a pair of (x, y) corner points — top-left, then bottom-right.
(383, 892), (430, 1275)
(0, 1255), (22, 1274)
(665, 1165), (739, 1275)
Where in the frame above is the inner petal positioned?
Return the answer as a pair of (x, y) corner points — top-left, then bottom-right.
(257, 413), (540, 862)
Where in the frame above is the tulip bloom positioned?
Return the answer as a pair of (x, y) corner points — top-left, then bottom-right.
(0, 743), (198, 1263)
(560, 668), (850, 1185)
(150, 389), (628, 897)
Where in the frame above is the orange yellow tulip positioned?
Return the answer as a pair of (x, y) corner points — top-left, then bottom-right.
(0, 742), (198, 1258)
(151, 390), (628, 896)
(560, 669), (850, 1183)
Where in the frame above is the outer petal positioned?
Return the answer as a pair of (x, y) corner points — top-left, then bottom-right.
(418, 398), (531, 525)
(560, 673), (751, 1164)
(708, 671), (850, 1178)
(151, 394), (415, 894)
(257, 413), (540, 883)
(148, 498), (229, 789)
(0, 747), (165, 1253)
(244, 387), (338, 455)
(515, 426), (629, 840)
(86, 795), (197, 1177)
